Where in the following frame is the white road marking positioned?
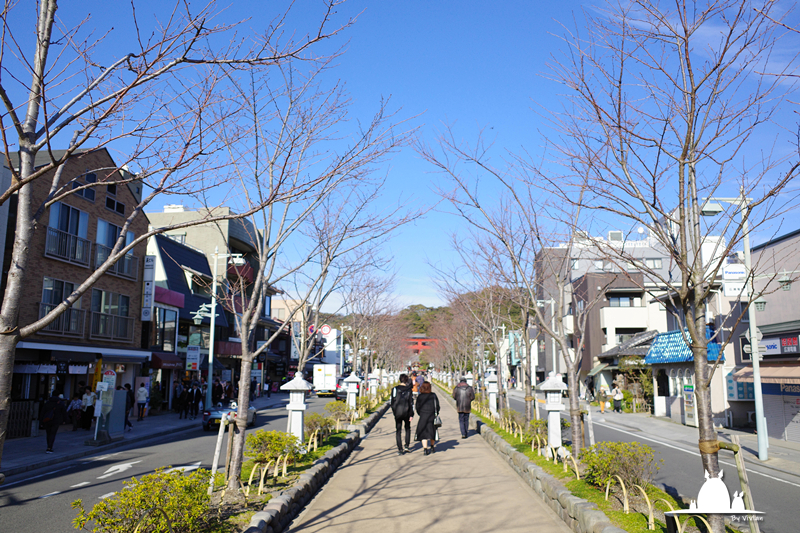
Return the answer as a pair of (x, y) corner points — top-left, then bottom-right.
(0, 465), (75, 488)
(70, 481), (91, 488)
(593, 420), (800, 489)
(98, 492), (116, 500)
(97, 460), (142, 480)
(39, 491), (61, 499)
(164, 461), (202, 473)
(82, 452), (121, 464)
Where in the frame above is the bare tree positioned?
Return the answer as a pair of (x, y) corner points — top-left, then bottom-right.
(549, 2), (799, 527)
(0, 0), (357, 478)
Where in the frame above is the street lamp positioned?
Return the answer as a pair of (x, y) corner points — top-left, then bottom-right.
(191, 246), (246, 410)
(701, 189), (768, 461)
(537, 299), (556, 374)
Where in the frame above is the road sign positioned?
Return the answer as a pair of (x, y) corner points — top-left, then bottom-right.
(744, 327), (763, 342)
(321, 324), (332, 335)
(723, 281), (747, 297)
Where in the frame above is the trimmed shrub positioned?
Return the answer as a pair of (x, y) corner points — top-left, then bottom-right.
(304, 412), (334, 435)
(72, 468), (210, 533)
(582, 441), (661, 489)
(324, 400), (351, 422)
(245, 429), (302, 464)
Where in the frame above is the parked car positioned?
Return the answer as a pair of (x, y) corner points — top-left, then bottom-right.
(335, 377), (361, 401)
(202, 400), (257, 431)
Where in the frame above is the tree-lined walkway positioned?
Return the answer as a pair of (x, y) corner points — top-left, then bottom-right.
(288, 392), (572, 533)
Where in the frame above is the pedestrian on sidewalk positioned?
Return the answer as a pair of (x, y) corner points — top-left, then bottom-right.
(136, 383), (149, 421)
(452, 377), (475, 439)
(415, 381), (440, 455)
(411, 372), (420, 399)
(178, 386), (189, 419)
(598, 387), (607, 414)
(391, 374), (414, 455)
(67, 393), (82, 431)
(42, 393), (66, 453)
(188, 382), (203, 420)
(611, 385), (623, 413)
(172, 380), (183, 412)
(123, 384), (134, 431)
(265, 376), (272, 398)
(81, 387), (96, 430)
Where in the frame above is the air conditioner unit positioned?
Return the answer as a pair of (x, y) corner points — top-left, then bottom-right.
(608, 231), (624, 242)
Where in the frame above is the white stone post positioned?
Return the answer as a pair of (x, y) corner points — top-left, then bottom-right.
(487, 374), (498, 416)
(281, 376), (314, 443)
(345, 373), (361, 410)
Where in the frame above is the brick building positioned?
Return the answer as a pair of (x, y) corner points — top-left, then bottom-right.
(7, 149), (150, 406)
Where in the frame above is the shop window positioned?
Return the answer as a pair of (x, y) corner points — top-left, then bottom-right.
(153, 307), (178, 352)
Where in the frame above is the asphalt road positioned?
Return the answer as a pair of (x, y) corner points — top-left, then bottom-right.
(507, 395), (799, 533)
(0, 395), (335, 533)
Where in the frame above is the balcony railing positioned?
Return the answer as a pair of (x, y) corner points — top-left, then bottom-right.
(90, 312), (134, 341)
(39, 303), (85, 337)
(95, 244), (139, 280)
(44, 227), (91, 267)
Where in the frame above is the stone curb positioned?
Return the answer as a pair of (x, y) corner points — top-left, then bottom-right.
(434, 383), (625, 533)
(242, 400), (391, 533)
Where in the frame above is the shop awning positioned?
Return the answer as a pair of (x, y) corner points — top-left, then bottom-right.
(588, 363), (608, 377)
(734, 365), (800, 385)
(50, 350), (101, 363)
(151, 353), (184, 370)
(101, 353), (150, 364)
(199, 355), (227, 371)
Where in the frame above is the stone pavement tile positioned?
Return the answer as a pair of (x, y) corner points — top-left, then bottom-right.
(289, 392), (572, 533)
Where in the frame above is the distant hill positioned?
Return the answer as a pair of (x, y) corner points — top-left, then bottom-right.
(398, 304), (449, 336)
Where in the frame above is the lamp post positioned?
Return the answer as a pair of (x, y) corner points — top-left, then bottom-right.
(701, 190), (768, 461)
(191, 246), (245, 411)
(537, 299), (556, 374)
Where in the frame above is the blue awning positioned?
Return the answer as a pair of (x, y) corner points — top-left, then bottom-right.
(644, 328), (722, 364)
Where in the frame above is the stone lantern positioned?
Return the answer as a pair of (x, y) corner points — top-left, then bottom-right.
(465, 372), (474, 388)
(344, 373), (361, 409)
(537, 371), (567, 451)
(381, 371), (389, 387)
(368, 373), (379, 396)
(280, 375), (314, 442)
(486, 373), (499, 416)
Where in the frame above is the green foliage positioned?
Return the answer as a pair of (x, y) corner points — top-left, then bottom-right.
(581, 441), (661, 489)
(72, 468), (210, 533)
(245, 430), (302, 464)
(150, 387), (164, 411)
(304, 412), (334, 435)
(324, 401), (351, 422)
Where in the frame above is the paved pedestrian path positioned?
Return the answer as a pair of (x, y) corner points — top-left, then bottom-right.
(1, 393), (286, 477)
(288, 392), (572, 533)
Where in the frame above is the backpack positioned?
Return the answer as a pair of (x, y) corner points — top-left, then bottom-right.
(42, 404), (56, 425)
(391, 385), (412, 419)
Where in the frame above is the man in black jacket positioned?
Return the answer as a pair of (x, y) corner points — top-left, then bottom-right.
(452, 377), (475, 439)
(391, 374), (414, 455)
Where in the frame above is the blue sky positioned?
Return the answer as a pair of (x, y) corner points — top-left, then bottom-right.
(11, 1), (800, 310)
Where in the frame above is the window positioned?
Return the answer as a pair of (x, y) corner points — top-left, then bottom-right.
(166, 233), (186, 244)
(274, 308), (285, 320)
(593, 260), (603, 270)
(645, 258), (663, 269)
(153, 307), (178, 352)
(92, 289), (130, 316)
(90, 288), (132, 340)
(571, 258), (580, 270)
(42, 277), (79, 307)
(608, 295), (642, 307)
(105, 184), (126, 215)
(49, 202), (88, 238)
(96, 220), (134, 251)
(72, 172), (96, 201)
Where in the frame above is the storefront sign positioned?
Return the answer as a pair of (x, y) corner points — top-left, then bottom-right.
(141, 255), (155, 321)
(186, 346), (200, 371)
(102, 369), (117, 388)
(684, 384), (697, 427)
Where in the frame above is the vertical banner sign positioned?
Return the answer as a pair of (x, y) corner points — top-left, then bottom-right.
(92, 357), (103, 389)
(141, 255), (156, 321)
(684, 384), (698, 427)
(186, 345), (200, 371)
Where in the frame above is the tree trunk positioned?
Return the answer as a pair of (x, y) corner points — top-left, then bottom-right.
(692, 342), (723, 532)
(567, 362), (582, 459)
(226, 357), (254, 492)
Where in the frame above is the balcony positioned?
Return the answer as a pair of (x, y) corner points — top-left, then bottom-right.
(44, 227), (91, 267)
(90, 312), (134, 342)
(39, 303), (85, 337)
(95, 245), (139, 280)
(600, 306), (649, 330)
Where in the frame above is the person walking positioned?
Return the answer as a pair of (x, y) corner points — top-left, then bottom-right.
(265, 376), (272, 398)
(598, 387), (607, 414)
(189, 382), (203, 420)
(172, 380), (183, 412)
(42, 393), (67, 453)
(391, 374), (414, 455)
(67, 393), (82, 431)
(612, 385), (624, 413)
(136, 383), (149, 421)
(452, 376), (475, 439)
(415, 381), (440, 456)
(123, 384), (134, 431)
(81, 387), (96, 430)
(212, 379), (223, 406)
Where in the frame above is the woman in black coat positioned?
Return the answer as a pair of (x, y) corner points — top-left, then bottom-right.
(415, 381), (440, 455)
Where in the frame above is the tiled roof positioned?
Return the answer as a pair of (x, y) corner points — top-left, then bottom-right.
(644, 328), (722, 364)
(154, 235), (228, 328)
(599, 330), (659, 360)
